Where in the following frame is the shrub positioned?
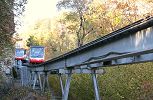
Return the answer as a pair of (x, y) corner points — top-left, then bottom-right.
(48, 62), (153, 100)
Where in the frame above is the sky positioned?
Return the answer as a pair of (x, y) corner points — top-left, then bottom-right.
(17, 0), (153, 33)
(18, 0), (59, 32)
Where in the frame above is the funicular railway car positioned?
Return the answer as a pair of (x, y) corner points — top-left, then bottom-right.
(15, 48), (26, 60)
(29, 46), (45, 64)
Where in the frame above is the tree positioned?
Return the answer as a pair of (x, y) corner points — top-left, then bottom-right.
(26, 35), (40, 47)
(57, 0), (94, 47)
(0, 0), (27, 60)
(20, 18), (75, 60)
(57, 0), (153, 48)
(0, 0), (14, 55)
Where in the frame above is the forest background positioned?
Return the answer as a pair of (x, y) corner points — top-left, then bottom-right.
(1, 0), (153, 99)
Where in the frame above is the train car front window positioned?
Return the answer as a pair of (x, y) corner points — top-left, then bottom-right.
(15, 49), (25, 57)
(30, 47), (44, 58)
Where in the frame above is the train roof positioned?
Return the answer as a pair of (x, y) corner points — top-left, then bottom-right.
(30, 46), (45, 48)
(15, 48), (26, 50)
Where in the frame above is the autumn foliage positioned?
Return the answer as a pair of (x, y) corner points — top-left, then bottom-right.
(15, 0), (153, 99)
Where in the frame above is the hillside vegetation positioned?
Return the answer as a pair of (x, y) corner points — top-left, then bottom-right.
(49, 62), (153, 100)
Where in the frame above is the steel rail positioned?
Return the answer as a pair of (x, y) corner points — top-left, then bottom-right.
(67, 48), (153, 68)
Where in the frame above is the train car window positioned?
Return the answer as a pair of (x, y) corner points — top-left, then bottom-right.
(15, 49), (25, 57)
(30, 47), (44, 58)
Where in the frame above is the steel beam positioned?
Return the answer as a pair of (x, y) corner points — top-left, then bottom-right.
(28, 71), (33, 87)
(32, 71), (42, 90)
(38, 72), (43, 91)
(91, 69), (101, 100)
(63, 70), (72, 100)
(19, 60), (22, 67)
(33, 71), (37, 89)
(43, 71), (50, 92)
(59, 74), (64, 96)
(59, 68), (105, 74)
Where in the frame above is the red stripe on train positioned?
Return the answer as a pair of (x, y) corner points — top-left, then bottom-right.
(30, 58), (44, 63)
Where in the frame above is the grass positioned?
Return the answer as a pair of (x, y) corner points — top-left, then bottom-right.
(48, 62), (153, 100)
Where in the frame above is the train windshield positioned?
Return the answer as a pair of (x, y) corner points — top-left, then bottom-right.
(15, 49), (25, 57)
(30, 47), (44, 58)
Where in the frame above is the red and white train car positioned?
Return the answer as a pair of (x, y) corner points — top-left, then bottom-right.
(29, 46), (45, 64)
(15, 48), (26, 61)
